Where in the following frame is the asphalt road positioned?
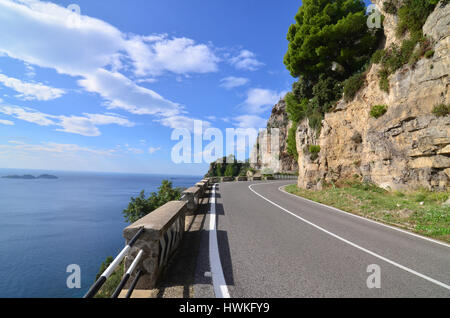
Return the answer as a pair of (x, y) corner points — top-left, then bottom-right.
(208, 181), (450, 298)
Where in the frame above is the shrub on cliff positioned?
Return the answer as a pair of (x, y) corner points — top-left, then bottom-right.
(287, 124), (299, 160)
(396, 0), (439, 36)
(312, 75), (343, 113)
(343, 73), (365, 102)
(304, 145), (321, 161)
(383, 0), (399, 15)
(370, 105), (388, 118)
(432, 103), (450, 117)
(123, 180), (183, 224)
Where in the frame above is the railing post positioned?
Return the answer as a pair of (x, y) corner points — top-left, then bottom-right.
(122, 201), (187, 291)
(181, 186), (201, 215)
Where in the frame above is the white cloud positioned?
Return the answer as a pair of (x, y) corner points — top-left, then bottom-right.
(0, 105), (135, 137)
(78, 69), (182, 117)
(0, 73), (65, 101)
(0, 0), (219, 125)
(126, 147), (145, 155)
(233, 115), (268, 129)
(220, 76), (249, 89)
(156, 116), (211, 132)
(230, 50), (264, 71)
(136, 78), (157, 84)
(148, 147), (161, 154)
(24, 63), (36, 78)
(0, 0), (125, 77)
(242, 88), (285, 114)
(0, 118), (14, 125)
(205, 115), (217, 121)
(126, 35), (220, 77)
(0, 140), (117, 156)
(0, 105), (56, 126)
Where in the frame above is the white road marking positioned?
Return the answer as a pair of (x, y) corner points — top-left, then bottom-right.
(249, 183), (450, 291)
(209, 184), (231, 298)
(277, 184), (450, 248)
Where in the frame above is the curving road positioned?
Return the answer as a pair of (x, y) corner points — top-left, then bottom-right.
(205, 181), (450, 298)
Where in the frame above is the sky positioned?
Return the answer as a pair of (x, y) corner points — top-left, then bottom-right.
(0, 0), (372, 175)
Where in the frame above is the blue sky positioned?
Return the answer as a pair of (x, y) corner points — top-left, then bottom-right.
(0, 0), (372, 175)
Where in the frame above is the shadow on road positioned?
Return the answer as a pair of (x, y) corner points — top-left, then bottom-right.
(151, 185), (234, 297)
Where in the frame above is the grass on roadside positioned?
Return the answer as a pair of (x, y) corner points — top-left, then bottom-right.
(285, 180), (450, 243)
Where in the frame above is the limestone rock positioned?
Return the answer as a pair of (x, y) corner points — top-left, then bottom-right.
(291, 2), (450, 191)
(250, 98), (298, 173)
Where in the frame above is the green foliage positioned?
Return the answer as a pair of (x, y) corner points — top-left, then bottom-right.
(308, 111), (324, 134)
(309, 145), (321, 154)
(383, 0), (399, 14)
(343, 73), (365, 102)
(379, 68), (390, 92)
(287, 123), (299, 160)
(285, 92), (308, 123)
(283, 0), (381, 141)
(94, 258), (125, 298)
(123, 180), (182, 224)
(312, 75), (343, 113)
(207, 157), (251, 178)
(425, 50), (435, 59)
(284, 0), (378, 80)
(285, 182), (450, 242)
(306, 145), (321, 161)
(224, 163), (238, 177)
(397, 0), (438, 37)
(370, 104), (388, 118)
(285, 76), (335, 134)
(375, 32), (428, 89)
(432, 103), (450, 117)
(371, 49), (386, 64)
(383, 44), (405, 72)
(96, 256), (113, 281)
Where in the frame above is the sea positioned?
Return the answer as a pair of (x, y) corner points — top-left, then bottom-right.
(0, 169), (201, 298)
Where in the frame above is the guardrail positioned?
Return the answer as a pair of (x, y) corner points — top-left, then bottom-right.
(84, 179), (210, 298)
(84, 174), (296, 297)
(122, 200), (188, 292)
(204, 174), (298, 182)
(84, 227), (145, 298)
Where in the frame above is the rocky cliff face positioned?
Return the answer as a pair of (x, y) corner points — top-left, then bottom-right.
(294, 1), (450, 191)
(250, 99), (298, 173)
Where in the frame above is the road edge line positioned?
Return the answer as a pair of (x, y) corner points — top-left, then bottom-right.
(275, 183), (450, 249)
(249, 183), (450, 291)
(209, 184), (231, 298)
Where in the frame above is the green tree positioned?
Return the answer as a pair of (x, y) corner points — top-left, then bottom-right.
(287, 124), (299, 159)
(284, 0), (378, 81)
(215, 163), (223, 177)
(123, 180), (182, 224)
(224, 164), (234, 177)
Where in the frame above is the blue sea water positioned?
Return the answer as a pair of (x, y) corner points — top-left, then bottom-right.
(0, 169), (201, 298)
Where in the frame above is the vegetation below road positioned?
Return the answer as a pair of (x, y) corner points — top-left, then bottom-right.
(93, 180), (182, 298)
(285, 180), (450, 243)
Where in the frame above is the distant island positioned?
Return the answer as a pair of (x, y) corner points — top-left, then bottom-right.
(2, 174), (58, 180)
